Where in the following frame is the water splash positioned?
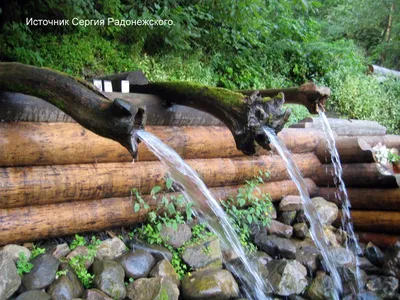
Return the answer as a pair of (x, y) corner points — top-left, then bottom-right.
(318, 111), (363, 293)
(263, 126), (342, 297)
(135, 129), (272, 300)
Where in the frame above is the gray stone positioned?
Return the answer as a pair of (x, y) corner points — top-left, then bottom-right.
(253, 251), (273, 266)
(52, 243), (71, 259)
(15, 290), (51, 300)
(295, 246), (320, 276)
(115, 249), (156, 279)
(95, 237), (127, 261)
(323, 226), (341, 247)
(366, 242), (385, 268)
(160, 223), (192, 249)
(1, 244), (31, 263)
(293, 223), (309, 239)
(127, 277), (179, 300)
(254, 233), (296, 259)
(0, 251), (21, 299)
(129, 238), (172, 261)
(311, 197), (339, 226)
(82, 288), (113, 300)
(92, 259), (126, 300)
(357, 257), (381, 274)
(149, 259), (180, 287)
(342, 292), (381, 300)
(367, 275), (399, 297)
(181, 269), (239, 300)
(306, 271), (336, 300)
(295, 210), (308, 223)
(341, 267), (368, 295)
(279, 196), (303, 211)
(182, 236), (222, 270)
(22, 253), (60, 290)
(328, 247), (356, 268)
(267, 220), (293, 238)
(47, 263), (84, 300)
(383, 242), (400, 280)
(266, 259), (307, 296)
(279, 211), (297, 225)
(221, 249), (239, 263)
(66, 246), (93, 269)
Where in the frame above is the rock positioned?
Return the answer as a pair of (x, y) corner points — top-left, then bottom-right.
(22, 253), (60, 290)
(342, 292), (381, 300)
(182, 269), (239, 300)
(357, 257), (381, 275)
(66, 246), (93, 269)
(182, 236), (222, 270)
(52, 243), (71, 259)
(127, 277), (179, 300)
(367, 275), (399, 298)
(83, 288), (113, 300)
(15, 290), (51, 300)
(270, 205), (277, 219)
(279, 211), (297, 225)
(383, 242), (400, 280)
(295, 246), (320, 276)
(0, 251), (21, 299)
(306, 271), (336, 300)
(47, 263), (84, 300)
(266, 259), (307, 296)
(295, 210), (308, 223)
(222, 249), (239, 263)
(254, 233), (296, 259)
(129, 238), (172, 261)
(253, 251), (273, 266)
(149, 259), (180, 287)
(311, 197), (339, 226)
(328, 247), (355, 268)
(293, 223), (309, 239)
(160, 223), (192, 248)
(82, 289), (112, 300)
(323, 226), (341, 247)
(341, 267), (368, 295)
(1, 244), (31, 263)
(365, 242), (385, 268)
(95, 237), (127, 260)
(267, 220), (293, 238)
(279, 195), (303, 211)
(115, 249), (156, 279)
(92, 259), (126, 300)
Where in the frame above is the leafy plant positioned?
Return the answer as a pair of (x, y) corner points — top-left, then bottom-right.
(70, 234), (87, 250)
(16, 252), (33, 276)
(55, 270), (68, 279)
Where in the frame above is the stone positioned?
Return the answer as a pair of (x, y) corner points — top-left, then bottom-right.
(181, 269), (239, 300)
(115, 249), (156, 279)
(22, 253), (60, 290)
(383, 242), (400, 280)
(279, 195), (303, 211)
(15, 290), (51, 300)
(270, 205), (277, 219)
(52, 243), (71, 259)
(295, 246), (320, 276)
(92, 259), (126, 300)
(253, 251), (273, 266)
(160, 223), (192, 249)
(182, 236), (222, 270)
(221, 249), (239, 263)
(267, 220), (293, 238)
(254, 233), (296, 259)
(83, 288), (113, 300)
(266, 259), (307, 296)
(311, 197), (339, 226)
(66, 246), (93, 269)
(357, 257), (381, 275)
(95, 237), (127, 261)
(129, 238), (172, 261)
(0, 251), (21, 299)
(323, 226), (341, 247)
(295, 210), (308, 223)
(1, 244), (31, 263)
(47, 263), (84, 300)
(279, 211), (297, 226)
(341, 267), (368, 295)
(306, 271), (336, 300)
(342, 292), (381, 300)
(127, 277), (179, 300)
(328, 247), (356, 268)
(293, 223), (309, 239)
(149, 259), (180, 287)
(367, 275), (399, 298)
(365, 242), (385, 268)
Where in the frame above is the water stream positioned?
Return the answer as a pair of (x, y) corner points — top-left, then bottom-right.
(135, 129), (272, 300)
(263, 126), (342, 297)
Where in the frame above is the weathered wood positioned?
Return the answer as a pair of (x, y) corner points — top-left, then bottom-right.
(357, 232), (400, 248)
(369, 65), (400, 78)
(316, 187), (400, 211)
(0, 123), (324, 167)
(0, 153), (321, 208)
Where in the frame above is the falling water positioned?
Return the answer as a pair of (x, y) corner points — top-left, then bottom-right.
(135, 130), (272, 300)
(318, 110), (363, 292)
(263, 126), (342, 297)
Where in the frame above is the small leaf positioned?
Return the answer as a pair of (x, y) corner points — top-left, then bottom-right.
(134, 203), (140, 212)
(151, 186), (162, 195)
(247, 215), (253, 224)
(168, 203), (176, 215)
(166, 178), (174, 190)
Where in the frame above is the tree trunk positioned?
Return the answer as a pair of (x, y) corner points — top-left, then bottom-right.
(368, 65), (400, 78)
(357, 232), (400, 248)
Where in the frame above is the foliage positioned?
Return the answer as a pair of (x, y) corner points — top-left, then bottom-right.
(16, 252), (33, 276)
(70, 234), (87, 250)
(31, 244), (46, 258)
(55, 270), (68, 279)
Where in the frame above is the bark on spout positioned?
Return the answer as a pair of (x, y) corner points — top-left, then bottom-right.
(0, 63), (145, 157)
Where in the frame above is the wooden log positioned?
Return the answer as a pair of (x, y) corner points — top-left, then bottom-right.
(0, 122), (324, 167)
(316, 187), (400, 211)
(369, 65), (400, 79)
(0, 179), (316, 244)
(0, 154), (320, 208)
(357, 232), (400, 248)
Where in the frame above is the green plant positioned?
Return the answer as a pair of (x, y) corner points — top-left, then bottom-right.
(31, 244), (46, 258)
(70, 234), (86, 250)
(16, 252), (33, 276)
(55, 270), (68, 279)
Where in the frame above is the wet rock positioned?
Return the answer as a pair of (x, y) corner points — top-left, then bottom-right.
(342, 292), (381, 300)
(92, 259), (126, 300)
(222, 249), (239, 263)
(341, 267), (368, 295)
(266, 259), (307, 296)
(22, 253), (60, 290)
(279, 195), (303, 211)
(366, 242), (385, 268)
(295, 210), (308, 223)
(253, 251), (273, 266)
(47, 263), (84, 300)
(0, 251), (21, 299)
(66, 246), (93, 269)
(15, 290), (51, 300)
(181, 269), (239, 300)
(279, 211), (297, 226)
(182, 236), (222, 270)
(270, 205), (277, 219)
(293, 223), (309, 239)
(306, 271), (336, 300)
(383, 242), (400, 280)
(357, 257), (381, 274)
(324, 226), (341, 247)
(367, 275), (399, 297)
(52, 243), (71, 259)
(1, 244), (31, 263)
(149, 259), (180, 287)
(328, 247), (355, 268)
(254, 233), (296, 259)
(95, 237), (127, 260)
(267, 220), (293, 238)
(129, 238), (172, 261)
(127, 277), (179, 300)
(160, 223), (192, 248)
(115, 249), (156, 279)
(311, 197), (339, 226)
(295, 246), (320, 276)
(83, 288), (113, 300)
